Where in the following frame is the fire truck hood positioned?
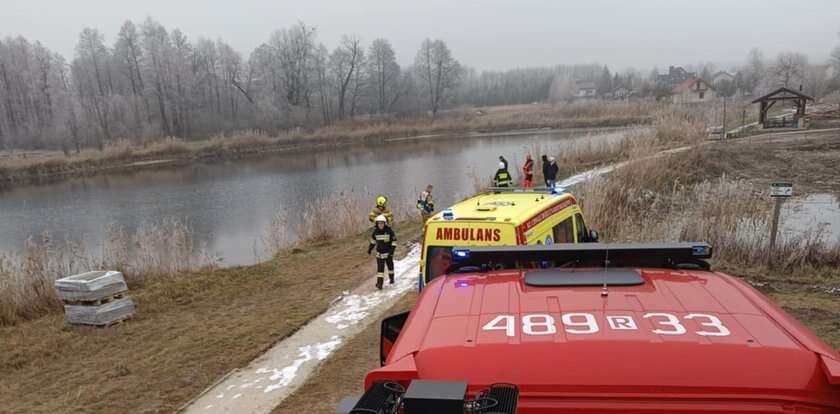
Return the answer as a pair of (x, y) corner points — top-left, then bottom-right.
(396, 268), (840, 405)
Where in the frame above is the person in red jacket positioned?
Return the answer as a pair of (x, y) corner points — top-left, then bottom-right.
(522, 154), (534, 188)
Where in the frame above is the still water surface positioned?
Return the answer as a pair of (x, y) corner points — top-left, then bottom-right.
(0, 129), (626, 265)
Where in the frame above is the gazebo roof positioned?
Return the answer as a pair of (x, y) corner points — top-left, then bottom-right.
(752, 87), (814, 104)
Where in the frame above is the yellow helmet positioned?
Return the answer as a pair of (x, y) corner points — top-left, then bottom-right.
(376, 195), (387, 207)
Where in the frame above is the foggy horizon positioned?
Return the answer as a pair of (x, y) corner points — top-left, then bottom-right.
(4, 0), (840, 72)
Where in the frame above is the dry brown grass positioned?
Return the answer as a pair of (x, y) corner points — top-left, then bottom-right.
(0, 219), (219, 326)
(0, 221), (422, 414)
(0, 102), (657, 186)
(575, 131), (840, 272)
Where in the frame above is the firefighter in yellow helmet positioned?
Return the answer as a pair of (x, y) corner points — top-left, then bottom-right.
(368, 214), (397, 290)
(368, 195), (394, 227)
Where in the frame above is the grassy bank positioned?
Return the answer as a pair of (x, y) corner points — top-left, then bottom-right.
(0, 219), (221, 326)
(0, 220), (422, 414)
(0, 102), (657, 187)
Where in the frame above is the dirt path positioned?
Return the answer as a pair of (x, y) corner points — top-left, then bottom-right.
(181, 246), (420, 414)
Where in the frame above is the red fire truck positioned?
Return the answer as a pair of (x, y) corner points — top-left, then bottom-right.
(338, 243), (840, 413)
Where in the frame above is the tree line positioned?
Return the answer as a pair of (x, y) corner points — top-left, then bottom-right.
(0, 19), (478, 151)
(2, 18), (839, 151)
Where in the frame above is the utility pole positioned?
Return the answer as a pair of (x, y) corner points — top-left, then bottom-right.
(741, 108), (746, 137)
(721, 95), (727, 141)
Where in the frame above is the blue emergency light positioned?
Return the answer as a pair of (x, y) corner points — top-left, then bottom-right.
(451, 248), (470, 261)
(692, 244), (710, 256)
(551, 184), (568, 195)
(443, 208), (455, 220)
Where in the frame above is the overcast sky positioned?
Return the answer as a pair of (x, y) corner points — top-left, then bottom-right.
(3, 0), (839, 72)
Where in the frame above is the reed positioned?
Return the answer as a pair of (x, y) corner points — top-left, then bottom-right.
(0, 219), (218, 326)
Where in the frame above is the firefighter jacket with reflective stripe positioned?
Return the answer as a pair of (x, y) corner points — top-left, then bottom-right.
(369, 226), (397, 257)
(416, 191), (434, 214)
(494, 169), (512, 186)
(368, 206), (394, 225)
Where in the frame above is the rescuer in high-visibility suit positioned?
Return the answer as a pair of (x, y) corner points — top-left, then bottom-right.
(368, 195), (394, 227)
(522, 154), (534, 188)
(493, 161), (512, 187)
(416, 184), (435, 222)
(368, 215), (396, 290)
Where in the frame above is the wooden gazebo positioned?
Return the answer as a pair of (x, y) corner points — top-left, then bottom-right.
(752, 87), (814, 129)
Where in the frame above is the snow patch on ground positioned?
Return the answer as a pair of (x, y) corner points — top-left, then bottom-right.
(559, 145), (691, 188)
(242, 245), (421, 397)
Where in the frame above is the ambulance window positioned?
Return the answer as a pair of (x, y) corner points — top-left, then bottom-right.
(425, 246), (453, 281)
(552, 218), (574, 243)
(574, 214), (587, 242)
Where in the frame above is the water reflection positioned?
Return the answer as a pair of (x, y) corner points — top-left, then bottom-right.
(0, 129), (626, 265)
(781, 193), (840, 244)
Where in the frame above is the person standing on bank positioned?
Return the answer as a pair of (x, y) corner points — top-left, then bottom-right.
(544, 156), (559, 189)
(368, 215), (396, 290)
(369, 195), (394, 227)
(522, 154), (534, 188)
(494, 161), (513, 187)
(541, 155), (550, 187)
(417, 185), (435, 222)
(499, 155), (508, 171)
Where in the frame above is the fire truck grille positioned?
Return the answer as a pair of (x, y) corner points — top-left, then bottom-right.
(477, 383), (519, 414)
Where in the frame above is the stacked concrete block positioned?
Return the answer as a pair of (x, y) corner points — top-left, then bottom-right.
(54, 270), (136, 326)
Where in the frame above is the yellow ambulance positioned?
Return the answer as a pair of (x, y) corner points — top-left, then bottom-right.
(419, 188), (596, 288)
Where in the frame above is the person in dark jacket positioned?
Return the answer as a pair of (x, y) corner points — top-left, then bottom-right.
(493, 161), (512, 187)
(368, 215), (397, 290)
(544, 156), (559, 189)
(498, 155), (508, 170)
(541, 155), (550, 187)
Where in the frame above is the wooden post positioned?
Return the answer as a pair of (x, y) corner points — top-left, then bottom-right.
(722, 95), (727, 141)
(768, 182), (792, 264)
(768, 197), (783, 253)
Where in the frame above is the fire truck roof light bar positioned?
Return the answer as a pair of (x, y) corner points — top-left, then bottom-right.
(446, 242), (713, 273)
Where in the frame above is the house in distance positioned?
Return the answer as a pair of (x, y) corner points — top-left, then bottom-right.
(671, 77), (717, 104)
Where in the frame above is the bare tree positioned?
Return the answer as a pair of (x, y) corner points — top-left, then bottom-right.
(548, 75), (575, 102)
(804, 65), (831, 99)
(114, 21), (149, 129)
(268, 22), (316, 109)
(140, 18), (173, 136)
(414, 39), (461, 114)
(742, 48), (765, 95)
(312, 44), (334, 124)
(329, 36), (363, 121)
(773, 51), (807, 89)
(366, 38), (401, 113)
(73, 28), (114, 145)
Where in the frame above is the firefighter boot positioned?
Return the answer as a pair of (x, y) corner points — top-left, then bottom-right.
(389, 273), (395, 285)
(376, 277), (384, 290)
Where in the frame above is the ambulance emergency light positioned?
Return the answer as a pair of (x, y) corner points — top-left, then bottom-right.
(451, 248), (470, 261)
(442, 208), (455, 220)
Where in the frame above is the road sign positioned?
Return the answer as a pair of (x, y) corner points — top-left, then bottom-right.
(770, 182), (792, 198)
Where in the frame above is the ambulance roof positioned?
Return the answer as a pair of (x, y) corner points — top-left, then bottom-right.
(428, 191), (576, 225)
